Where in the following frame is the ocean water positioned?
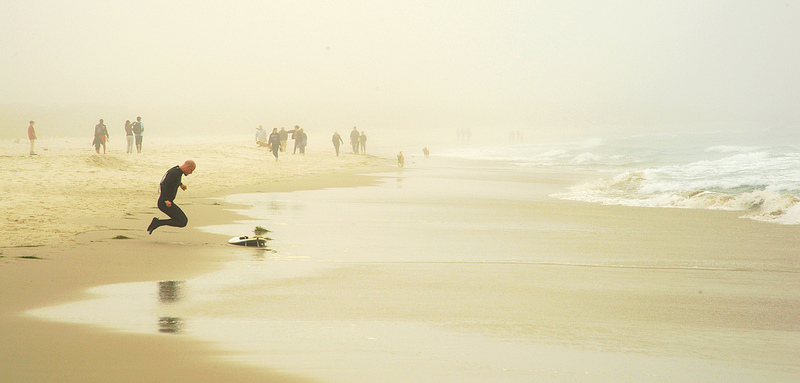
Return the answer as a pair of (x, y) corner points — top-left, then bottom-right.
(437, 130), (800, 224)
(26, 146), (800, 381)
(25, 165), (793, 380)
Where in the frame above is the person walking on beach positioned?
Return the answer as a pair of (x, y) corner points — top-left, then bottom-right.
(332, 131), (343, 156)
(132, 116), (144, 153)
(268, 128), (281, 161)
(292, 125), (301, 154)
(279, 127), (288, 152)
(350, 126), (360, 154)
(359, 131), (367, 154)
(124, 120), (134, 153)
(397, 151), (405, 167)
(27, 120), (37, 155)
(423, 147), (430, 158)
(297, 128), (308, 155)
(93, 119), (109, 154)
(147, 160), (196, 234)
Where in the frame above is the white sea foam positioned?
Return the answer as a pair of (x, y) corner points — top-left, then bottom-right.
(555, 149), (800, 223)
(705, 145), (760, 153)
(438, 132), (800, 224)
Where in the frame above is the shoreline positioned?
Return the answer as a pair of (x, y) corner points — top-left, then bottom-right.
(0, 135), (392, 248)
(3, 142), (799, 381)
(0, 137), (394, 382)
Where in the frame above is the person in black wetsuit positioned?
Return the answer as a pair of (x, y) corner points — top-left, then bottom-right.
(147, 160), (196, 234)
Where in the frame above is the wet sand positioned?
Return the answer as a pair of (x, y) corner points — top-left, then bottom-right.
(179, 165), (800, 382)
(0, 136), (391, 382)
(0, 173), (387, 382)
(2, 142), (800, 382)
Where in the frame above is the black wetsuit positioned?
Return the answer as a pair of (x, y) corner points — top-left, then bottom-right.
(154, 165), (187, 229)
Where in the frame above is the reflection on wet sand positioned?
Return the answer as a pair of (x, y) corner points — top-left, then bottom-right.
(158, 316), (184, 334)
(158, 280), (183, 303)
(249, 248), (275, 261)
(158, 281), (184, 334)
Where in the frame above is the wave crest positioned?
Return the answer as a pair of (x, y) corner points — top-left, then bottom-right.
(554, 172), (800, 224)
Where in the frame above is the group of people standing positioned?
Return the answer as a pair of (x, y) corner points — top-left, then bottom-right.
(348, 126), (367, 155)
(257, 125), (368, 159)
(124, 117), (145, 153)
(24, 117), (145, 155)
(92, 116), (144, 154)
(256, 125), (308, 161)
(331, 127), (367, 156)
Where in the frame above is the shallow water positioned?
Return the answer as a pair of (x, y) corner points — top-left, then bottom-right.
(27, 275), (788, 383)
(27, 159), (800, 382)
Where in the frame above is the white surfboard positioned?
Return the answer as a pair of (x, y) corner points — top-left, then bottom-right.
(228, 236), (269, 247)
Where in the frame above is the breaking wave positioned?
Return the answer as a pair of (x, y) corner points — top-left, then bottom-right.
(438, 133), (800, 224)
(554, 150), (800, 224)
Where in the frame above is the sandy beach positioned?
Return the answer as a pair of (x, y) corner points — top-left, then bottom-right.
(2, 137), (799, 382)
(0, 136), (391, 382)
(5, 2), (799, 381)
(0, 135), (387, 248)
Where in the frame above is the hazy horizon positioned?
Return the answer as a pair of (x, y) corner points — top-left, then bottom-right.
(2, 1), (799, 143)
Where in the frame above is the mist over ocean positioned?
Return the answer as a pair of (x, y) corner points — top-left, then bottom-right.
(438, 129), (800, 225)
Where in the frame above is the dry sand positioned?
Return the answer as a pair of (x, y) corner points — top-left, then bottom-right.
(0, 136), (387, 248)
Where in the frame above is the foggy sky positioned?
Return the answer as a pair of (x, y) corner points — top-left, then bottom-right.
(2, 1), (799, 140)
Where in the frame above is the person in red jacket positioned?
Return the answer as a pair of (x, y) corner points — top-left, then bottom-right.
(28, 121), (37, 155)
